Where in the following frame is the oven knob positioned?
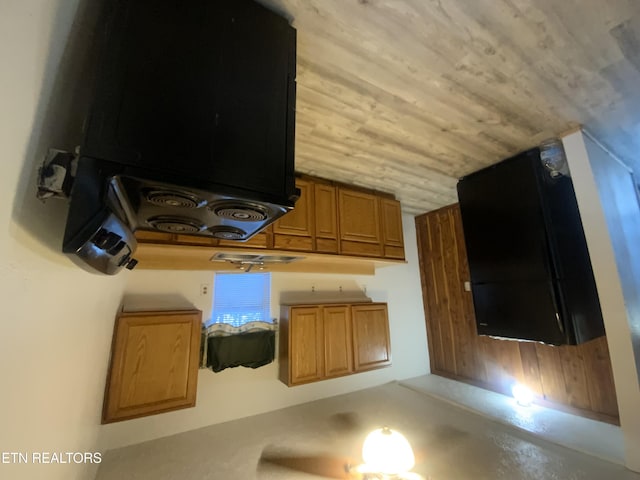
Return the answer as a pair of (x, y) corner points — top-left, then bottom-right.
(125, 258), (138, 270)
(93, 229), (122, 251)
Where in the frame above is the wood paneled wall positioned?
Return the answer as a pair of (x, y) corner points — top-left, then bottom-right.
(415, 204), (619, 424)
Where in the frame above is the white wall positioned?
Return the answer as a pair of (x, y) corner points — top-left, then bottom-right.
(0, 1), (129, 480)
(563, 131), (640, 472)
(99, 213), (429, 450)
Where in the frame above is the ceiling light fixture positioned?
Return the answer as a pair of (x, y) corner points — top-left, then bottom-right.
(349, 426), (422, 479)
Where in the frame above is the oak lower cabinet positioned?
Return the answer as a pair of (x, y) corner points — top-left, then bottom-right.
(134, 175), (407, 266)
(314, 183), (339, 253)
(273, 178), (314, 251)
(102, 309), (202, 423)
(279, 303), (391, 386)
(338, 188), (383, 257)
(380, 198), (405, 259)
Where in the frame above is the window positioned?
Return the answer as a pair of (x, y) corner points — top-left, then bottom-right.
(210, 272), (271, 327)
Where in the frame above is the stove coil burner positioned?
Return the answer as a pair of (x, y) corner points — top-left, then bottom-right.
(147, 216), (206, 234)
(209, 226), (246, 240)
(211, 202), (268, 222)
(144, 189), (205, 209)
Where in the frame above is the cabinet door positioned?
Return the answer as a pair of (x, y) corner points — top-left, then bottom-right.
(103, 310), (202, 423)
(323, 306), (353, 378)
(351, 304), (391, 371)
(338, 188), (382, 256)
(274, 178), (314, 251)
(314, 183), (338, 253)
(380, 198), (405, 259)
(289, 307), (324, 384)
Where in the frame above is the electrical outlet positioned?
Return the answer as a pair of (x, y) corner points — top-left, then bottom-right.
(200, 284), (210, 296)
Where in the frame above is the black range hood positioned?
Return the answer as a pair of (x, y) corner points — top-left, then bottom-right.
(457, 146), (605, 345)
(62, 0), (297, 274)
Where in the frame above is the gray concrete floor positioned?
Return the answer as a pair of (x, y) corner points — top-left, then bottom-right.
(95, 381), (640, 480)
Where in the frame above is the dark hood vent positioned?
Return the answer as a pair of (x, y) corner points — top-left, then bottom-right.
(63, 0), (297, 274)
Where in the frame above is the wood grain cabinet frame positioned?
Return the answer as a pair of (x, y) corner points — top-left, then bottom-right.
(102, 309), (202, 423)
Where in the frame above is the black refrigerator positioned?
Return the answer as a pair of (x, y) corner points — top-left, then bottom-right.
(457, 147), (605, 345)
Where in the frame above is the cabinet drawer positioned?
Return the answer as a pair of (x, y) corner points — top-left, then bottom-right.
(135, 230), (175, 243)
(175, 234), (217, 246)
(384, 245), (405, 259)
(274, 234), (313, 252)
(316, 238), (338, 254)
(340, 240), (383, 257)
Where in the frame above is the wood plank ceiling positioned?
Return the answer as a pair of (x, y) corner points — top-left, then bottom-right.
(257, 0), (640, 215)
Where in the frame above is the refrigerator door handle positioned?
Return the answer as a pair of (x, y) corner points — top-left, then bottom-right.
(548, 280), (565, 335)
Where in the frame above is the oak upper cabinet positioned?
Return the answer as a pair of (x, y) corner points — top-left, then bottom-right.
(103, 310), (202, 423)
(352, 303), (392, 371)
(273, 178), (314, 252)
(279, 302), (390, 386)
(338, 188), (382, 257)
(380, 198), (405, 259)
(279, 306), (324, 385)
(314, 183), (339, 253)
(280, 305), (353, 385)
(322, 305), (353, 377)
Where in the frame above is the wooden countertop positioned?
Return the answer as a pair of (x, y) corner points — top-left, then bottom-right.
(134, 243), (406, 275)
